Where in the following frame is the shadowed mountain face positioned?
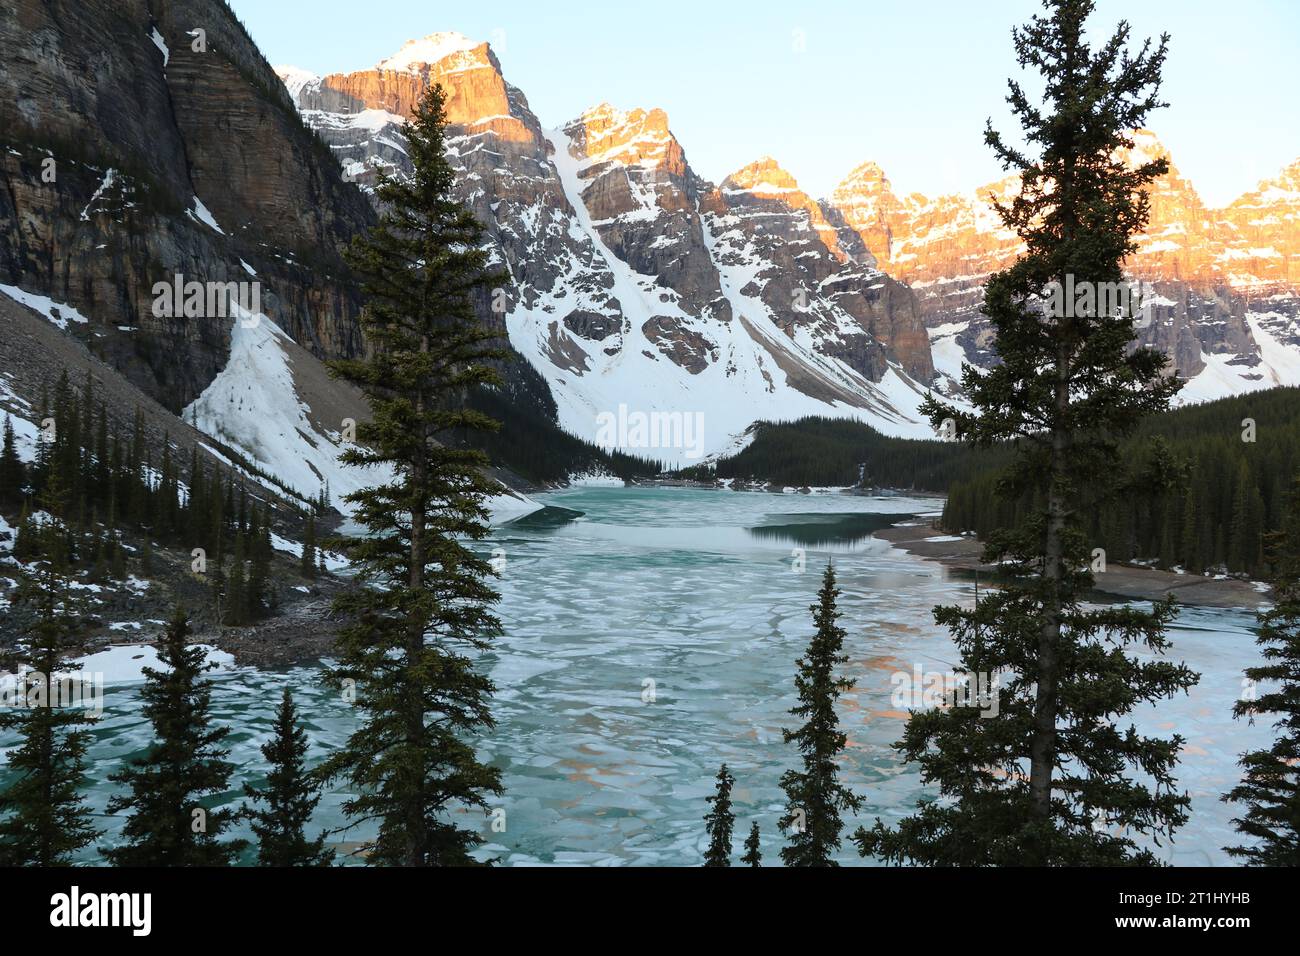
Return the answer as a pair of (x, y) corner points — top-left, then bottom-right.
(0, 0), (375, 410)
(0, 0), (409, 527)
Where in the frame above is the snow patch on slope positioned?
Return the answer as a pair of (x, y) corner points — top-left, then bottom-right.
(148, 28), (169, 67)
(80, 168), (117, 221)
(1178, 311), (1300, 403)
(0, 374), (38, 464)
(183, 312), (357, 505)
(183, 309), (540, 525)
(928, 321), (969, 381)
(0, 284), (90, 330)
(187, 197), (225, 234)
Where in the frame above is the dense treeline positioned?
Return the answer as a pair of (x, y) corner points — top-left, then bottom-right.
(466, 371), (663, 483)
(684, 416), (1007, 490)
(942, 387), (1300, 578)
(689, 389), (1300, 581)
(1, 370), (310, 623)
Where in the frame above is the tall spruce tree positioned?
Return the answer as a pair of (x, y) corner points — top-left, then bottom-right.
(12, 504), (36, 563)
(857, 0), (1198, 866)
(0, 414), (24, 506)
(1224, 474), (1300, 865)
(223, 531), (249, 626)
(240, 688), (334, 866)
(103, 607), (243, 865)
(779, 563), (861, 867)
(0, 569), (99, 865)
(703, 763), (736, 867)
(301, 514), (318, 579)
(320, 82), (508, 866)
(741, 822), (762, 867)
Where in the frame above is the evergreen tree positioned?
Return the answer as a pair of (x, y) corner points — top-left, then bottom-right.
(38, 389), (72, 522)
(1224, 474), (1300, 865)
(86, 533), (109, 584)
(1179, 489), (1201, 573)
(108, 537), (126, 581)
(319, 82), (508, 866)
(859, 0), (1198, 866)
(186, 449), (206, 546)
(31, 380), (52, 494)
(0, 569), (99, 865)
(103, 607), (243, 865)
(703, 763), (736, 867)
(0, 414), (25, 505)
(779, 563), (861, 867)
(301, 514), (317, 580)
(127, 408), (146, 526)
(240, 688), (334, 867)
(1158, 496), (1178, 570)
(155, 443), (174, 536)
(93, 404), (108, 492)
(224, 532), (249, 627)
(249, 513), (273, 616)
(12, 504), (36, 563)
(741, 822), (762, 867)
(1227, 460), (1264, 575)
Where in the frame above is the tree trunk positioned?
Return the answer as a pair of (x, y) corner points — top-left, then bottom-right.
(1029, 338), (1070, 845)
(403, 336), (431, 867)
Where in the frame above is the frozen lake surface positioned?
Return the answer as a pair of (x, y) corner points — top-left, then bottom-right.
(7, 487), (1271, 865)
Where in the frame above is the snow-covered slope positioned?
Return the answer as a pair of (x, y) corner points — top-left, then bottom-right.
(183, 309), (541, 522)
(0, 369), (39, 463)
(278, 39), (950, 463)
(1178, 307), (1300, 402)
(182, 310), (362, 505)
(501, 127), (933, 462)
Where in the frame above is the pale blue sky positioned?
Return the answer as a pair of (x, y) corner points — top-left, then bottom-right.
(228, 0), (1299, 207)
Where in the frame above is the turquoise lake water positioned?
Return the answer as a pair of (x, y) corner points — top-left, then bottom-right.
(3, 486), (1272, 865)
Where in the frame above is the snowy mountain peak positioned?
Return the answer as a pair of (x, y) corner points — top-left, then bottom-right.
(719, 158), (850, 261)
(272, 65), (320, 100)
(564, 103), (679, 173)
(1123, 128), (1173, 168)
(723, 157), (804, 197)
(1231, 159), (1300, 209)
(375, 32), (485, 73)
(836, 160), (892, 193)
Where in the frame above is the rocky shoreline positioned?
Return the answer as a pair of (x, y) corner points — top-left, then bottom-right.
(874, 521), (1270, 610)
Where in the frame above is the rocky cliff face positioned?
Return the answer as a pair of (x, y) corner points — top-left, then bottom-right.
(1218, 160), (1300, 290)
(701, 158), (933, 384)
(279, 36), (943, 456)
(829, 130), (1300, 397)
(0, 0), (374, 410)
(561, 103), (731, 330)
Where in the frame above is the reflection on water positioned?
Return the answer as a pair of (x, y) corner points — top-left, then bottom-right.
(505, 504), (584, 530)
(747, 511), (915, 548)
